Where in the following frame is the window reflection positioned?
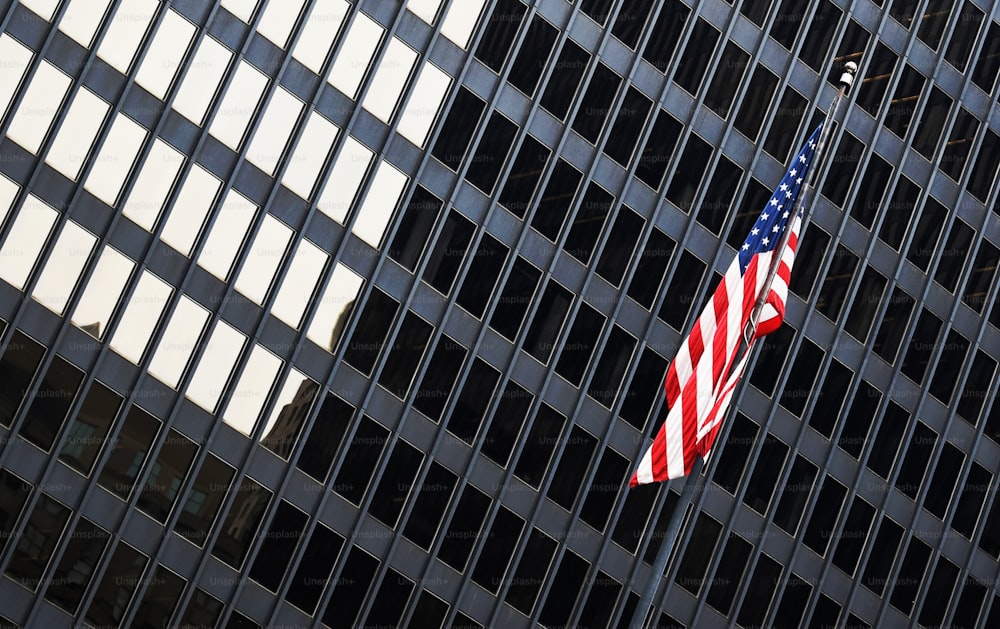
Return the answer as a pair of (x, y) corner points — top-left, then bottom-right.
(306, 262), (363, 352)
(97, 405), (162, 500)
(175, 454), (235, 547)
(260, 369), (319, 459)
(212, 476), (273, 569)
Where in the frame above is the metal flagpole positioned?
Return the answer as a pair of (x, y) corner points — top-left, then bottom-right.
(628, 61), (858, 629)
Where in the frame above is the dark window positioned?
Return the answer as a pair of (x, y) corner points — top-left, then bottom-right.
(763, 86), (807, 161)
(0, 330), (45, 428)
(815, 245), (859, 323)
(611, 484), (659, 554)
(862, 517), (904, 596)
(929, 330), (969, 404)
(97, 405), (161, 500)
(389, 185), (442, 272)
(490, 257), (542, 340)
(343, 288), (399, 375)
(877, 175), (919, 250)
(413, 334), (466, 420)
(736, 554), (783, 628)
(368, 439), (422, 528)
(466, 113), (518, 194)
(705, 533), (753, 615)
(971, 21), (1000, 94)
(572, 63), (622, 144)
(941, 108), (980, 182)
(770, 0), (810, 48)
(798, 1), (842, 72)
(821, 132), (864, 207)
(296, 392), (354, 482)
(957, 350), (996, 424)
(773, 455), (819, 536)
(966, 128), (1000, 202)
(249, 500), (308, 591)
(665, 134), (713, 212)
(945, 3), (985, 72)
(555, 303), (605, 386)
(856, 43), (898, 117)
(532, 159), (583, 241)
(587, 326), (636, 408)
(641, 0), (690, 71)
(740, 1), (768, 25)
(580, 447), (630, 531)
(952, 462), (991, 538)
(851, 154), (893, 229)
(538, 550), (589, 628)
(883, 64), (924, 138)
(963, 239), (1000, 313)
(458, 234), (509, 318)
(473, 0), (526, 72)
(438, 484), (491, 572)
(333, 415), (389, 505)
(673, 18), (719, 95)
(43, 517), (110, 614)
(890, 537), (932, 614)
(580, 0), (614, 25)
(844, 267), (888, 342)
(900, 308), (942, 384)
(481, 380), (533, 467)
(980, 487), (1000, 557)
(0, 470), (31, 559)
(514, 403), (567, 487)
(749, 324), (794, 396)
(618, 347), (668, 430)
(832, 498), (876, 575)
(642, 491), (681, 564)
(321, 547), (379, 629)
(924, 442), (964, 519)
(136, 429), (198, 523)
(714, 414), (759, 495)
(697, 156), (742, 234)
(20, 356), (84, 452)
(508, 15), (558, 96)
(951, 577), (989, 628)
(803, 475), (847, 556)
(866, 401), (910, 479)
(596, 206), (644, 286)
(130, 563), (186, 628)
(726, 178), (772, 249)
(934, 219), (974, 292)
(871, 287), (915, 364)
(581, 572), (622, 629)
(743, 433), (788, 514)
(286, 525), (344, 615)
(780, 338), (824, 416)
(829, 19), (869, 86)
(523, 281), (573, 363)
(809, 594), (842, 629)
(174, 454), (235, 547)
(364, 569), (414, 628)
(734, 66), (779, 141)
(704, 42), (750, 119)
(809, 359), (852, 437)
(379, 312), (433, 398)
(890, 0), (919, 27)
(177, 589), (223, 628)
(635, 109), (682, 190)
(658, 250), (706, 330)
(774, 574), (812, 629)
(565, 183), (614, 264)
(499, 135), (551, 218)
(540, 38), (590, 120)
(547, 425), (598, 510)
(472, 505), (524, 592)
(58, 381), (124, 474)
(84, 542), (148, 627)
(626, 227), (675, 308)
(261, 378), (319, 460)
(211, 477), (272, 569)
(410, 592), (449, 627)
(446, 358), (501, 443)
(604, 87), (653, 166)
(431, 87), (486, 170)
(790, 225), (831, 298)
(674, 513), (723, 595)
(912, 87), (952, 159)
(895, 421), (937, 499)
(423, 211), (476, 296)
(838, 380), (881, 458)
(403, 461), (459, 549)
(612, 0), (654, 48)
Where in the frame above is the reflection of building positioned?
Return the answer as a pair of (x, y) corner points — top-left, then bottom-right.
(0, 1), (997, 627)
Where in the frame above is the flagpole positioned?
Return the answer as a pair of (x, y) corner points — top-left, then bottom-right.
(628, 61), (858, 629)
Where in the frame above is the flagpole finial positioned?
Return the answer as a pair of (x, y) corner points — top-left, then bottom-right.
(840, 61), (858, 91)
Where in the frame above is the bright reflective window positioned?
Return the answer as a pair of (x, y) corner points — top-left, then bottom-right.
(109, 271), (172, 365)
(19, 0), (59, 21)
(71, 246), (134, 339)
(291, 0), (349, 74)
(32, 220), (97, 315)
(6, 60), (71, 155)
(441, 0), (488, 49)
(198, 189), (257, 281)
(46, 88), (109, 181)
(123, 138), (185, 230)
(258, 368), (316, 457)
(257, 0), (305, 49)
(246, 87), (303, 175)
(234, 214), (293, 304)
(362, 37), (418, 123)
(353, 160), (408, 248)
(221, 0), (258, 23)
(0, 195), (57, 290)
(161, 164), (222, 256)
(84, 113), (148, 206)
(307, 262), (364, 351)
(282, 110), (339, 199)
(224, 344), (282, 436)
(397, 61), (451, 147)
(209, 60), (269, 150)
(0, 175), (18, 227)
(271, 238), (327, 329)
(135, 9), (196, 100)
(0, 34), (33, 122)
(328, 12), (384, 99)
(186, 320), (246, 412)
(317, 136), (373, 222)
(96, 0), (158, 74)
(173, 36), (232, 125)
(58, 0), (113, 48)
(405, 0), (445, 24)
(148, 296), (209, 388)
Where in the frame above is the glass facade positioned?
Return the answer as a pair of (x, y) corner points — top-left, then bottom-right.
(0, 0), (997, 626)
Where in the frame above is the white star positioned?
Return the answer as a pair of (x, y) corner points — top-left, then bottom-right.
(780, 183), (789, 192)
(783, 211), (790, 219)
(770, 198), (779, 206)
(785, 190), (792, 199)
(799, 155), (807, 163)
(751, 228), (760, 236)
(742, 243), (750, 250)
(772, 225), (780, 233)
(762, 237), (770, 246)
(789, 168), (797, 177)
(761, 212), (769, 220)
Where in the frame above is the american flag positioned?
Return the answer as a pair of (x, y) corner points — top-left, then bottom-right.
(630, 124), (823, 486)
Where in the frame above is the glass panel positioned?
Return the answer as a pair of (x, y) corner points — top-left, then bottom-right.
(291, 0), (349, 74)
(0, 175), (18, 227)
(147, 296), (209, 388)
(285, 523), (344, 614)
(84, 113), (148, 206)
(440, 0), (488, 49)
(19, 356), (84, 452)
(246, 87), (303, 175)
(0, 195), (58, 290)
(296, 393), (353, 482)
(109, 271), (172, 365)
(122, 138), (185, 231)
(353, 160), (407, 248)
(211, 476), (272, 569)
(96, 0), (157, 73)
(0, 470), (32, 556)
(397, 61), (451, 147)
(58, 0), (113, 47)
(172, 36), (232, 125)
(209, 60), (269, 150)
(223, 344), (282, 436)
(259, 369), (318, 458)
(248, 500), (308, 591)
(233, 214), (294, 304)
(282, 111), (339, 199)
(6, 60), (71, 154)
(362, 37), (418, 123)
(136, 429), (198, 523)
(32, 220), (97, 315)
(44, 518), (111, 614)
(135, 9), (196, 99)
(84, 543), (148, 627)
(161, 164), (222, 256)
(271, 239), (328, 328)
(306, 262), (364, 352)
(71, 246), (135, 339)
(131, 564), (186, 628)
(328, 12), (384, 99)
(221, 0), (258, 22)
(97, 405), (161, 500)
(256, 0), (305, 49)
(0, 34), (33, 122)
(317, 136), (373, 223)
(45, 88), (109, 180)
(197, 189), (257, 281)
(406, 0), (445, 24)
(58, 381), (124, 475)
(5, 494), (71, 591)
(174, 454), (235, 547)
